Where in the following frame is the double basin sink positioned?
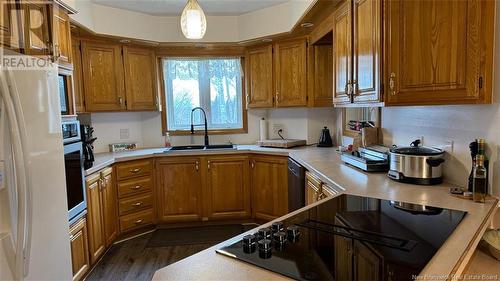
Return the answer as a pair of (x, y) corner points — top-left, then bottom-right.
(165, 144), (236, 152)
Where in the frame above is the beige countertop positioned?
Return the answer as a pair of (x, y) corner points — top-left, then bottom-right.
(87, 145), (499, 280)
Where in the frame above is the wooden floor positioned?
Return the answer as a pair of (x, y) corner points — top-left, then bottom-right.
(85, 232), (213, 281)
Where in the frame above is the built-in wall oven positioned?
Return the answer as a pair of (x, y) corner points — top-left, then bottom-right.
(62, 120), (86, 224)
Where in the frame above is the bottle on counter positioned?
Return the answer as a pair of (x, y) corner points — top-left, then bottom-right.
(472, 154), (487, 203)
(467, 140), (478, 192)
(477, 138), (490, 194)
(164, 132), (172, 147)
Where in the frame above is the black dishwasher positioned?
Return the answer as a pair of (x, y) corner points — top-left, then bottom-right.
(288, 158), (305, 211)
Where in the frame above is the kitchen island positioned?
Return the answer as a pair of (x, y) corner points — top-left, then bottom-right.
(89, 145), (498, 280)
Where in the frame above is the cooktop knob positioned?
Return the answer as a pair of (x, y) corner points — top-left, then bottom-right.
(273, 231), (287, 244)
(258, 239), (272, 252)
(242, 234), (256, 246)
(258, 228), (272, 239)
(287, 225), (300, 238)
(271, 221), (284, 232)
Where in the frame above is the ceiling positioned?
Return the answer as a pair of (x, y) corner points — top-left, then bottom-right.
(91, 0), (290, 16)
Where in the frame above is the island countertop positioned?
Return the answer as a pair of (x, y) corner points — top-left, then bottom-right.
(87, 145), (498, 280)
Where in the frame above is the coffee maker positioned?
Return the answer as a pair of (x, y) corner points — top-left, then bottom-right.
(80, 125), (96, 170)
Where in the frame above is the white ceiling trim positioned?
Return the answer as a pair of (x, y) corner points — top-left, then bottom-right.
(66, 0), (314, 43)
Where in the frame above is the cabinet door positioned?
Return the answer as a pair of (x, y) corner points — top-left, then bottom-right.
(309, 44), (333, 107)
(352, 0), (381, 103)
(206, 155), (250, 220)
(22, 1), (51, 56)
(305, 171), (322, 205)
(82, 41), (125, 112)
(0, 0), (21, 50)
(156, 157), (203, 222)
(274, 38), (307, 107)
(250, 156), (288, 220)
(333, 1), (353, 104)
(334, 235), (353, 281)
(71, 38), (85, 112)
(386, 0), (487, 105)
(52, 6), (72, 66)
(85, 174), (105, 264)
(100, 167), (118, 246)
(246, 44), (274, 108)
(123, 46), (158, 111)
(69, 217), (90, 281)
(354, 240), (381, 281)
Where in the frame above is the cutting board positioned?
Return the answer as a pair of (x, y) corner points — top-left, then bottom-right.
(257, 139), (307, 148)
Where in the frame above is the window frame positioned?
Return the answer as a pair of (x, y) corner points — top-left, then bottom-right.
(159, 56), (248, 136)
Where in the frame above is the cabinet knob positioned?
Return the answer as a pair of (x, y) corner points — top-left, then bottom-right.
(195, 161), (199, 171)
(130, 168), (142, 174)
(134, 219), (143, 225)
(132, 202), (143, 207)
(389, 73), (396, 95)
(207, 161), (211, 170)
(131, 185), (142, 190)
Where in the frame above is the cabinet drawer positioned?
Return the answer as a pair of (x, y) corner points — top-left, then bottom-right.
(119, 193), (153, 215)
(119, 208), (153, 232)
(117, 176), (153, 198)
(116, 160), (152, 180)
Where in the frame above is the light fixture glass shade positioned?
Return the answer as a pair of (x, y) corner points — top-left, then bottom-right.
(180, 0), (207, 39)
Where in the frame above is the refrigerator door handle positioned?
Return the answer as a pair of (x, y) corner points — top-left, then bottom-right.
(1, 69), (32, 279)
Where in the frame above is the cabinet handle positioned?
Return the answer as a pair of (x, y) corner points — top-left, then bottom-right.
(352, 79), (358, 96)
(276, 92), (279, 106)
(134, 219), (143, 225)
(388, 269), (394, 281)
(98, 178), (104, 190)
(132, 202), (143, 207)
(118, 96), (124, 106)
(54, 43), (61, 60)
(389, 73), (396, 96)
(195, 161), (199, 171)
(251, 162), (255, 169)
(246, 94), (250, 109)
(130, 168), (142, 174)
(131, 185), (142, 190)
(69, 234), (74, 240)
(207, 161), (211, 171)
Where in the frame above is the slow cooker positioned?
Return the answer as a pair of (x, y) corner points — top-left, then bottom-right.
(388, 140), (445, 185)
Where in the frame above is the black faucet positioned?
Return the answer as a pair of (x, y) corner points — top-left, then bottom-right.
(190, 107), (209, 146)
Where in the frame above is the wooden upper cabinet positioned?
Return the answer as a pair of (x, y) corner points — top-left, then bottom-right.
(308, 44), (333, 107)
(246, 44), (274, 108)
(156, 157), (203, 222)
(333, 1), (352, 104)
(123, 46), (159, 111)
(72, 38), (85, 112)
(250, 155), (288, 220)
(1, 0), (21, 50)
(100, 167), (118, 247)
(52, 6), (72, 66)
(22, 1), (51, 57)
(205, 155), (251, 220)
(274, 38), (307, 107)
(81, 41), (125, 112)
(386, 0), (494, 105)
(352, 0), (381, 103)
(85, 173), (106, 264)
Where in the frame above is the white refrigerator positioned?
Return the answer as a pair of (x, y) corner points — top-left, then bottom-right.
(0, 53), (72, 280)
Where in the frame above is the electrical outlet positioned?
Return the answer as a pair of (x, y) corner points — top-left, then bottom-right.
(120, 128), (130, 140)
(272, 124), (283, 138)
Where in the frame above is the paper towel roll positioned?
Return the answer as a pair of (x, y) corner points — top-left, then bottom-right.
(259, 118), (268, 141)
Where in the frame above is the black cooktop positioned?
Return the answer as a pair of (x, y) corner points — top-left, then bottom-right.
(216, 194), (466, 281)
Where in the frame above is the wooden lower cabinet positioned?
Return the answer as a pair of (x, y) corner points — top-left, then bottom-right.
(250, 155), (288, 220)
(100, 167), (118, 246)
(69, 217), (90, 281)
(85, 173), (106, 264)
(305, 171), (322, 205)
(156, 157), (203, 222)
(205, 155), (251, 220)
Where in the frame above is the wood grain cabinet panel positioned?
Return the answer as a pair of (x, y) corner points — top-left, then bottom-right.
(69, 217), (90, 281)
(385, 0), (493, 105)
(52, 7), (72, 66)
(333, 1), (352, 104)
(309, 44), (333, 107)
(205, 155), (251, 220)
(274, 38), (308, 107)
(85, 173), (106, 264)
(119, 208), (154, 232)
(354, 240), (381, 281)
(116, 159), (152, 181)
(250, 155), (288, 220)
(100, 167), (118, 247)
(156, 157), (203, 222)
(81, 41), (125, 112)
(246, 44), (274, 108)
(0, 0), (21, 50)
(123, 46), (158, 111)
(71, 38), (85, 112)
(22, 1), (51, 57)
(117, 176), (153, 198)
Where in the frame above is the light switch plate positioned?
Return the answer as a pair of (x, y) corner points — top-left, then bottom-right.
(0, 160), (5, 190)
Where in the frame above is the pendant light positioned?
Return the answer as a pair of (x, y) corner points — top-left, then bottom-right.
(180, 0), (207, 40)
